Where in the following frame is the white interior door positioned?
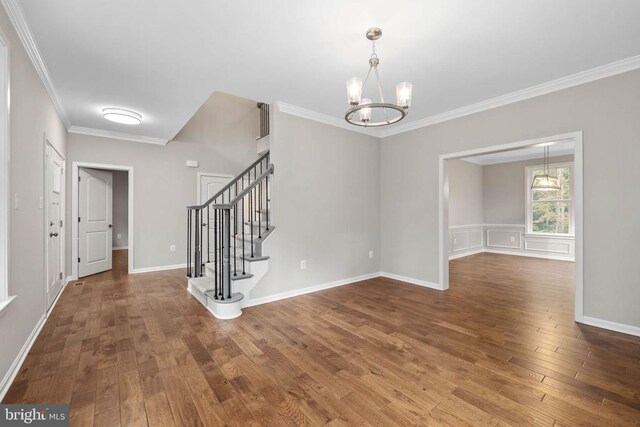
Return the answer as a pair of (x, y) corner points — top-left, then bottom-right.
(79, 168), (113, 277)
(199, 174), (232, 259)
(46, 145), (64, 308)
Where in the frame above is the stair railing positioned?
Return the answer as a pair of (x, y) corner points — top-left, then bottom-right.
(187, 151), (273, 300)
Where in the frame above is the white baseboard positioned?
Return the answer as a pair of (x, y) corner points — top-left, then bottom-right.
(579, 316), (640, 338)
(449, 248), (484, 260)
(0, 275), (70, 401)
(483, 248), (574, 261)
(246, 272), (382, 307)
(379, 272), (444, 290)
(113, 246), (128, 250)
(132, 263), (186, 274)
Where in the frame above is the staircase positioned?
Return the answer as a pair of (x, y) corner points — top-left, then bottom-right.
(187, 150), (274, 319)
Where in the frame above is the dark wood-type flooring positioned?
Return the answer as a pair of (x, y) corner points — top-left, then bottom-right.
(3, 251), (640, 426)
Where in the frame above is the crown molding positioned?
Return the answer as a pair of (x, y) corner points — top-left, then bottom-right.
(1, 0), (71, 129)
(68, 126), (168, 146)
(275, 102), (380, 137)
(379, 54), (640, 138)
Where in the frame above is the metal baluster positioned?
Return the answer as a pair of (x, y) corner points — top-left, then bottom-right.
(213, 208), (218, 299)
(206, 207), (210, 264)
(187, 210), (191, 277)
(250, 185), (254, 258)
(265, 172), (270, 231)
(233, 203), (237, 276)
(219, 208), (224, 300)
(224, 208), (232, 299)
(259, 161), (263, 239)
(194, 209), (201, 277)
(242, 195), (246, 274)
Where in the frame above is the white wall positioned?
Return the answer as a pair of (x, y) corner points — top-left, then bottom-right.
(0, 6), (68, 395)
(381, 68), (640, 328)
(251, 109), (381, 299)
(65, 91), (259, 272)
(112, 170), (128, 248)
(448, 159), (483, 226)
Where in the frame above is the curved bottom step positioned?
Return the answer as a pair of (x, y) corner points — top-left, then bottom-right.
(187, 279), (245, 320)
(206, 292), (244, 319)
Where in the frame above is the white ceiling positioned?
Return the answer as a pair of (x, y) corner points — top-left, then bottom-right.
(15, 0), (640, 142)
(463, 141), (574, 165)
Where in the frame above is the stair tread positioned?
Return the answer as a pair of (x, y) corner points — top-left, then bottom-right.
(234, 226), (275, 242)
(188, 276), (216, 293)
(204, 291), (244, 304)
(230, 273), (254, 281)
(241, 254), (270, 261)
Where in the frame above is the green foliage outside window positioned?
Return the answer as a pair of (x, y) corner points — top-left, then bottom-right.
(531, 166), (571, 234)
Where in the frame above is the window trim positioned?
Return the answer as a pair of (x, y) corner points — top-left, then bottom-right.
(0, 26), (10, 305)
(525, 161), (574, 237)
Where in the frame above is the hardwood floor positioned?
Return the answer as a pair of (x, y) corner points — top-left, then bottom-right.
(4, 251), (640, 426)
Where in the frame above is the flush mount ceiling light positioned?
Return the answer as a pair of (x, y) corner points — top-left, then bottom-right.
(531, 145), (561, 191)
(345, 27), (412, 127)
(102, 108), (142, 125)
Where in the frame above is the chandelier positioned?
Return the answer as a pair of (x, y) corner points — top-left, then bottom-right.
(531, 145), (561, 191)
(345, 27), (412, 127)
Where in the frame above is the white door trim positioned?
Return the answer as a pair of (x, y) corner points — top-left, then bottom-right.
(43, 137), (65, 311)
(196, 172), (234, 204)
(438, 131), (584, 322)
(71, 162), (134, 278)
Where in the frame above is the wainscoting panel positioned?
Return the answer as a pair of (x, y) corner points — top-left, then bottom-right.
(468, 229), (483, 249)
(524, 237), (573, 255)
(449, 224), (575, 261)
(451, 231), (470, 252)
(486, 229), (522, 249)
(449, 225), (485, 259)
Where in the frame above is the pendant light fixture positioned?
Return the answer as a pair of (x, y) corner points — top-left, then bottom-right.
(345, 27), (412, 127)
(531, 145), (561, 191)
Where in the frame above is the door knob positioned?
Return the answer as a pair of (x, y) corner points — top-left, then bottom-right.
(49, 232), (59, 237)
(108, 224), (113, 228)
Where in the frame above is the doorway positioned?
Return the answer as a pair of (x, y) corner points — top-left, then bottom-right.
(71, 163), (134, 278)
(44, 139), (65, 309)
(439, 131), (584, 321)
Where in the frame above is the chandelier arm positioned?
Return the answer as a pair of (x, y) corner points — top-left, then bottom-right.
(373, 67), (386, 104)
(362, 66), (373, 89)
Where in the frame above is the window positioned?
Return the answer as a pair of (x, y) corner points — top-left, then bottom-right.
(526, 162), (574, 236)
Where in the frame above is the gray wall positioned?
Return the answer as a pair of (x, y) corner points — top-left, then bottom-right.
(0, 8), (67, 392)
(66, 91), (259, 272)
(381, 69), (640, 327)
(483, 155), (574, 224)
(251, 109), (381, 299)
(112, 170), (128, 248)
(448, 159), (483, 226)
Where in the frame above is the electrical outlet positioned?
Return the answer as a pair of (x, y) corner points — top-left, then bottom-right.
(39, 196), (44, 209)
(117, 233), (122, 239)
(300, 260), (306, 270)
(170, 245), (176, 252)
(369, 250), (374, 259)
(14, 193), (18, 210)
(510, 236), (515, 243)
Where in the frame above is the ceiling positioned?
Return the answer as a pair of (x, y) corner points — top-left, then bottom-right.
(14, 0), (640, 142)
(463, 141), (574, 165)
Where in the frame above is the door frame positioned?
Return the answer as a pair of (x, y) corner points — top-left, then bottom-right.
(71, 162), (134, 278)
(43, 136), (65, 311)
(196, 172), (234, 204)
(438, 131), (584, 322)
